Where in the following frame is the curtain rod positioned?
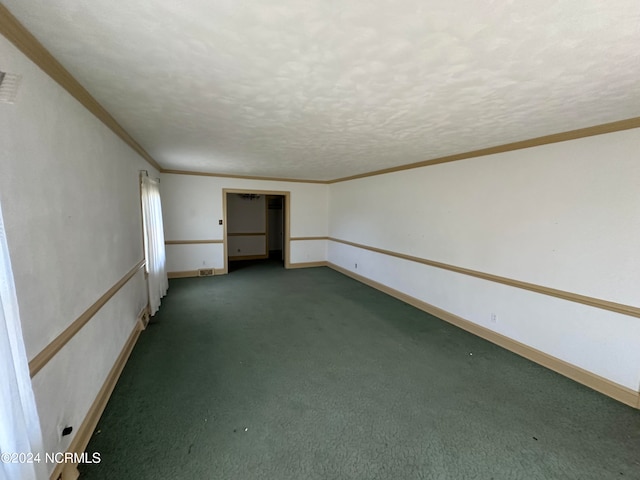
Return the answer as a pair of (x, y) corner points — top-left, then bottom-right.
(139, 170), (160, 182)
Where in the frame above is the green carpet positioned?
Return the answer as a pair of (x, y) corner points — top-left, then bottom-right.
(79, 260), (640, 479)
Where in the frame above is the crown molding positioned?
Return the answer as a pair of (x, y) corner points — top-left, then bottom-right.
(3, 3), (638, 184)
(164, 117), (640, 183)
(0, 3), (162, 172)
(160, 169), (328, 184)
(327, 117), (640, 183)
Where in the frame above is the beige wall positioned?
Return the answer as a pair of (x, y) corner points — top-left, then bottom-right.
(227, 193), (267, 257)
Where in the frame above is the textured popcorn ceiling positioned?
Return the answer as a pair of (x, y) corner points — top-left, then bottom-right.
(4, 0), (640, 180)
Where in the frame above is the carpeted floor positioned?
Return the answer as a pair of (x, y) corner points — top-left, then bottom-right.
(79, 260), (640, 479)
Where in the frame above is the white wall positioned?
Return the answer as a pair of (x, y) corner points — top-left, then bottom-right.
(0, 34), (154, 473)
(329, 128), (640, 391)
(161, 174), (329, 270)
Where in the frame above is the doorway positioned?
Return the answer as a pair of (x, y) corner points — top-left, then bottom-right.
(222, 189), (290, 273)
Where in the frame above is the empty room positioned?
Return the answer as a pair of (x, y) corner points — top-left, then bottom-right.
(1, 1), (639, 479)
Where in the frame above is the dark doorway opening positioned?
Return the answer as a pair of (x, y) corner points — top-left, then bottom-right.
(224, 191), (287, 272)
(267, 195), (284, 262)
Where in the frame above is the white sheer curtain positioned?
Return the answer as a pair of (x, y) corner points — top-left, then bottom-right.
(141, 175), (168, 315)
(0, 202), (47, 480)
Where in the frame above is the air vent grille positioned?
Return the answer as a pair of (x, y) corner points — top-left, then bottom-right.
(198, 268), (214, 277)
(0, 72), (22, 104)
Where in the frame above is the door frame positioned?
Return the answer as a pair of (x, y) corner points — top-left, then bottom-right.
(222, 188), (291, 273)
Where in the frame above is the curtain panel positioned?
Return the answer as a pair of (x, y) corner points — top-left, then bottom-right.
(0, 202), (47, 480)
(141, 176), (168, 315)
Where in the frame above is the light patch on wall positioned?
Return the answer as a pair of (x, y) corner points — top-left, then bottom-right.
(0, 71), (22, 104)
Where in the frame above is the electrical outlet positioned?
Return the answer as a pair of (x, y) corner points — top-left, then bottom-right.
(58, 422), (73, 438)
(490, 313), (497, 323)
